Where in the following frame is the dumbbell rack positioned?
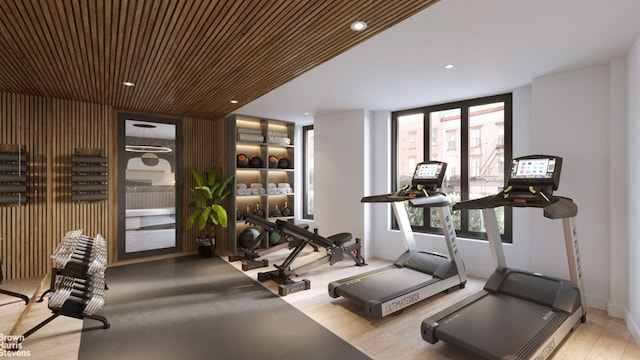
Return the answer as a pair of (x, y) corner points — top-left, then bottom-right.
(1, 237), (30, 304)
(20, 230), (110, 344)
(0, 270), (30, 304)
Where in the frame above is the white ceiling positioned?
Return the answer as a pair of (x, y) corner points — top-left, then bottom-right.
(236, 0), (640, 123)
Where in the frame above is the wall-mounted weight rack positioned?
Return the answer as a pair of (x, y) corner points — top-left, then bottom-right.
(71, 151), (108, 202)
(0, 146), (28, 205)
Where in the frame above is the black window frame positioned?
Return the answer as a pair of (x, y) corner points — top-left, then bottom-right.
(302, 124), (314, 220)
(391, 93), (513, 242)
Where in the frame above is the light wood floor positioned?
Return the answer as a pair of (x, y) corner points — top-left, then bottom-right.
(2, 250), (640, 360)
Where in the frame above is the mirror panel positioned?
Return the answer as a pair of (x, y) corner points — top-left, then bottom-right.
(118, 113), (181, 259)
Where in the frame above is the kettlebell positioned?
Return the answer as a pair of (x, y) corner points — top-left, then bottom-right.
(272, 204), (282, 217)
(253, 202), (264, 217)
(278, 156), (289, 169)
(268, 155), (278, 168)
(237, 153), (249, 168)
(249, 155), (263, 168)
(281, 201), (291, 217)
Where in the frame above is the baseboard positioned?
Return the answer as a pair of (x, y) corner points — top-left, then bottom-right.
(625, 309), (640, 347)
(607, 301), (627, 319)
(585, 294), (608, 312)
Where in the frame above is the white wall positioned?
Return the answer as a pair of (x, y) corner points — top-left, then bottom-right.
(627, 34), (640, 345)
(530, 66), (611, 309)
(610, 58), (629, 318)
(313, 110), (368, 256)
(366, 111), (392, 260)
(309, 53), (636, 337)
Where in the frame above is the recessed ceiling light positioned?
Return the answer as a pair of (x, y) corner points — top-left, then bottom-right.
(230, 100), (239, 104)
(444, 64), (454, 69)
(304, 112), (311, 116)
(122, 81), (135, 87)
(350, 21), (367, 31)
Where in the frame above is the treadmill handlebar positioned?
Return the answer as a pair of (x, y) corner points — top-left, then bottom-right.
(361, 193), (412, 203)
(543, 196), (578, 219)
(453, 187), (577, 218)
(362, 184), (449, 206)
(409, 193), (450, 208)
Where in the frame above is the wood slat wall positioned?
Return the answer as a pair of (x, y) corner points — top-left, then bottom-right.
(1, 92), (46, 279)
(180, 116), (229, 254)
(0, 92), (115, 280)
(1, 91), (229, 280)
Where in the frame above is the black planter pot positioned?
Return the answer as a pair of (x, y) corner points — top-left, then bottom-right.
(196, 237), (216, 258)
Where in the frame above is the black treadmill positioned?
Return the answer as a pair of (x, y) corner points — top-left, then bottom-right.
(421, 155), (587, 360)
(328, 161), (467, 318)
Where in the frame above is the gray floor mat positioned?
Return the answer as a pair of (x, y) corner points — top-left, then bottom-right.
(78, 255), (370, 360)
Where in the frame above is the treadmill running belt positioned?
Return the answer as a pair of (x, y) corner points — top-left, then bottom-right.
(435, 294), (568, 360)
(336, 267), (435, 302)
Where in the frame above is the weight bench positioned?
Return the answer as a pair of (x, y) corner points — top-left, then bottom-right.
(258, 220), (366, 296)
(229, 214), (317, 271)
(228, 214), (288, 271)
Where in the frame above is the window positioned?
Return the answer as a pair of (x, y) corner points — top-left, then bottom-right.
(392, 93), (512, 242)
(303, 125), (314, 219)
(446, 130), (457, 150)
(469, 155), (481, 178)
(496, 122), (504, 145)
(395, 113), (424, 186)
(470, 127), (481, 148)
(408, 131), (417, 148)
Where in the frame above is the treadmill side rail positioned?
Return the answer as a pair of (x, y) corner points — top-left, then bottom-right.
(512, 306), (584, 360)
(421, 318), (440, 344)
(376, 275), (464, 317)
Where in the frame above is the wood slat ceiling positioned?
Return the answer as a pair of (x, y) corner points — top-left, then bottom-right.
(0, 0), (438, 120)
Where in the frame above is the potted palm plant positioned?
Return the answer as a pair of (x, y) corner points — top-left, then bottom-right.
(186, 165), (234, 257)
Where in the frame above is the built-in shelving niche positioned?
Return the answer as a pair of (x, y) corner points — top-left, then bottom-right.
(71, 149), (108, 202)
(0, 145), (28, 205)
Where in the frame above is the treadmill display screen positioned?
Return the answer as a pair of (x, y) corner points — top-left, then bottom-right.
(508, 155), (562, 189)
(511, 158), (555, 179)
(414, 163), (442, 180)
(412, 161), (447, 187)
